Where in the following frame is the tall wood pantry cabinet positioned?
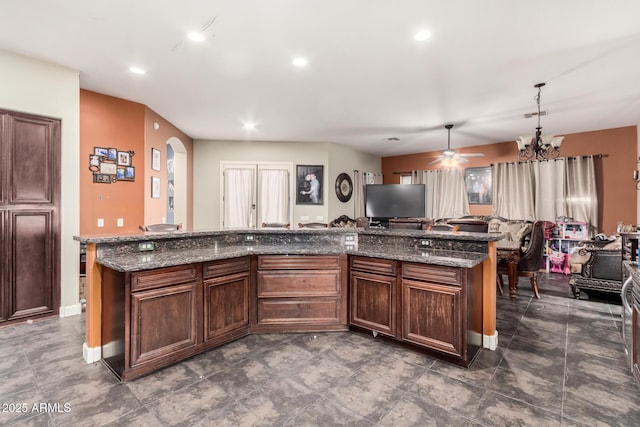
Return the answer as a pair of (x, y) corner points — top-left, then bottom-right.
(0, 109), (61, 325)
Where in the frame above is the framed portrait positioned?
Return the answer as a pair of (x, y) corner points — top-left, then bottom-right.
(118, 151), (131, 166)
(296, 165), (323, 205)
(94, 146), (108, 158)
(464, 166), (492, 205)
(108, 148), (118, 160)
(151, 176), (160, 198)
(152, 148), (161, 171)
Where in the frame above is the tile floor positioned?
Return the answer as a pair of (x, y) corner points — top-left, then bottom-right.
(1, 273), (639, 426)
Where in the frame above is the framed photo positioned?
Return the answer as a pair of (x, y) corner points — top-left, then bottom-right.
(94, 146), (109, 157)
(108, 148), (118, 160)
(117, 166), (135, 181)
(464, 166), (492, 205)
(118, 151), (131, 166)
(99, 161), (117, 175)
(152, 148), (161, 171)
(296, 165), (323, 205)
(116, 167), (126, 180)
(93, 173), (112, 184)
(151, 176), (161, 198)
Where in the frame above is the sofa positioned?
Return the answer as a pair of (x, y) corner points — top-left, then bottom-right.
(568, 235), (622, 298)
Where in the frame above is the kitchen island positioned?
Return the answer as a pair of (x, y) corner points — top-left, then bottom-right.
(76, 227), (503, 380)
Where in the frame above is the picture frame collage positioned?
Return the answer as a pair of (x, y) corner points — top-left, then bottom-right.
(89, 146), (135, 183)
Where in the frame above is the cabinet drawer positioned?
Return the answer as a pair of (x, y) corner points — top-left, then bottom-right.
(257, 270), (341, 297)
(401, 262), (461, 286)
(350, 256), (397, 276)
(203, 257), (250, 279)
(257, 297), (341, 325)
(131, 264), (199, 291)
(258, 255), (341, 270)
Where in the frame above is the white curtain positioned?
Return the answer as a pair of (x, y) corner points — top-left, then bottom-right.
(532, 159), (565, 222)
(353, 170), (382, 218)
(493, 156), (598, 234)
(565, 156), (598, 235)
(223, 168), (255, 228)
(412, 169), (469, 219)
(258, 169), (289, 224)
(493, 162), (536, 220)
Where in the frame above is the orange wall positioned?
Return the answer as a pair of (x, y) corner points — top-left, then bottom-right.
(80, 90), (145, 234)
(143, 108), (194, 229)
(382, 126), (637, 235)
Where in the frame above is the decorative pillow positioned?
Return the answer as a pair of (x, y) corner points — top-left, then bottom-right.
(487, 219), (503, 233)
(603, 236), (622, 250)
(508, 222), (531, 244)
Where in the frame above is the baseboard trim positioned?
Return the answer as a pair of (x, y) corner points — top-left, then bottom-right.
(483, 331), (498, 350)
(83, 342), (101, 364)
(59, 303), (82, 318)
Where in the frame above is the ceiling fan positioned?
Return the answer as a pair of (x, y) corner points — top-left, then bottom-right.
(428, 124), (485, 166)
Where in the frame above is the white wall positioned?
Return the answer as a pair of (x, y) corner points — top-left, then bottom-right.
(327, 143), (381, 221)
(193, 140), (380, 229)
(0, 49), (80, 311)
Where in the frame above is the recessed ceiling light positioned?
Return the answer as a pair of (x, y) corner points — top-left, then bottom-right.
(187, 32), (206, 42)
(242, 122), (256, 130)
(292, 57), (308, 67)
(413, 29), (432, 41)
(129, 66), (146, 75)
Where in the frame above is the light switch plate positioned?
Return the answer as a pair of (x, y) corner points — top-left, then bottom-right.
(117, 218), (124, 227)
(97, 218), (104, 227)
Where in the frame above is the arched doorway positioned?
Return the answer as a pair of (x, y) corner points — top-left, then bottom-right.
(166, 137), (187, 228)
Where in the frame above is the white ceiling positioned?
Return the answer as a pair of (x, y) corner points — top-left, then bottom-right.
(2, 0), (640, 157)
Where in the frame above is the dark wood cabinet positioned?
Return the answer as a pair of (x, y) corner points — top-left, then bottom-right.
(348, 256), (483, 366)
(203, 257), (251, 346)
(254, 255), (348, 332)
(400, 262), (482, 365)
(102, 257), (253, 381)
(401, 267), (463, 357)
(0, 110), (60, 325)
(349, 256), (398, 337)
(102, 264), (202, 380)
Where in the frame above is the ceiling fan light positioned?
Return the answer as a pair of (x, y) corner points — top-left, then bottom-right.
(442, 149), (455, 157)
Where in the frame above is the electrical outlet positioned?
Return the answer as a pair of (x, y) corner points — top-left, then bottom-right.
(97, 218), (104, 227)
(420, 239), (431, 247)
(117, 218), (124, 227)
(245, 234), (254, 241)
(344, 234), (357, 246)
(138, 242), (155, 252)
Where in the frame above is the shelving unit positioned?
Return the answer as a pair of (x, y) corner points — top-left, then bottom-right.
(543, 221), (588, 274)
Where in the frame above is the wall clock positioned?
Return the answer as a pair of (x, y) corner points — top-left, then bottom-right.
(335, 173), (353, 202)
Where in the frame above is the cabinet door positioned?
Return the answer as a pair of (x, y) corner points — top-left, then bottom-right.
(350, 270), (396, 337)
(130, 281), (199, 368)
(401, 278), (463, 358)
(4, 210), (57, 321)
(204, 271), (250, 342)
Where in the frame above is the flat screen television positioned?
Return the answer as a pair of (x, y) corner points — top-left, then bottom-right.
(365, 184), (425, 221)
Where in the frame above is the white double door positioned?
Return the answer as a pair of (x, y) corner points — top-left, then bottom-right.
(221, 162), (292, 228)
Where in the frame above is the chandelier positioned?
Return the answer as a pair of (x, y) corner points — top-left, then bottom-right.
(516, 82), (564, 161)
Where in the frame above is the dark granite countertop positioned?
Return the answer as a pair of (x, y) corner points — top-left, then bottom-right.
(97, 243), (488, 272)
(75, 227), (505, 244)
